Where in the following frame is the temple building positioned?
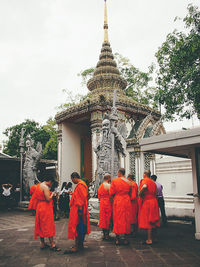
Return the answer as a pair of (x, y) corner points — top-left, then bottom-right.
(55, 0), (165, 186)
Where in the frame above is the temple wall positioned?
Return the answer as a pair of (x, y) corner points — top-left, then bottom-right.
(126, 149), (194, 219)
(155, 155), (194, 218)
(59, 122), (89, 188)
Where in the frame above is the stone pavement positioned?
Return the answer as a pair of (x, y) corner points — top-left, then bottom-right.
(0, 210), (200, 267)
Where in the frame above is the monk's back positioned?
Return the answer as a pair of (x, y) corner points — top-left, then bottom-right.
(98, 183), (110, 199)
(110, 177), (132, 235)
(98, 183), (112, 230)
(111, 177), (131, 195)
(34, 184), (46, 201)
(141, 178), (157, 197)
(34, 183), (55, 239)
(138, 177), (160, 229)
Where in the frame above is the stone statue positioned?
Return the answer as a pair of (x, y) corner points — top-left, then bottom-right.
(23, 136), (42, 199)
(92, 90), (127, 197)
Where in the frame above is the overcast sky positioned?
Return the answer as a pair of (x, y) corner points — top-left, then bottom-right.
(0, 0), (199, 143)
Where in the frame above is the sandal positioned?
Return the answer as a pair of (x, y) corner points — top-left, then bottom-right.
(50, 245), (61, 252)
(40, 243), (50, 250)
(141, 241), (153, 245)
(64, 247), (78, 254)
(115, 239), (120, 246)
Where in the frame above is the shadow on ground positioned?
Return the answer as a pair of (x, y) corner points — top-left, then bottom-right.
(0, 210), (200, 267)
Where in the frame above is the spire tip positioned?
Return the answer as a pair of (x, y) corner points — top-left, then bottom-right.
(104, 0), (108, 42)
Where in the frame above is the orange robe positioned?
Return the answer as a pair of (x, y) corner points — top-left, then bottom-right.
(109, 178), (132, 235)
(138, 178), (160, 229)
(98, 183), (112, 230)
(30, 185), (36, 195)
(130, 181), (138, 225)
(68, 180), (91, 240)
(34, 184), (55, 239)
(28, 185), (37, 210)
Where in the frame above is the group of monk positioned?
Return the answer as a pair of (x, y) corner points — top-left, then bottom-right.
(29, 172), (90, 253)
(98, 168), (160, 245)
(29, 168), (160, 254)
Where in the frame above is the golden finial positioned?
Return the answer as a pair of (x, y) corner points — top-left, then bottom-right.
(104, 0), (109, 42)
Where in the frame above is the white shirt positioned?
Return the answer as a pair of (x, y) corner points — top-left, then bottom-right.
(60, 188), (72, 195)
(2, 187), (11, 196)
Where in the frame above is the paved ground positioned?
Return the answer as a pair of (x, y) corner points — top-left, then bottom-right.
(0, 210), (200, 267)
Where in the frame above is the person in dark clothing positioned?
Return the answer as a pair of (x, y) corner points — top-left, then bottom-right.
(58, 182), (66, 217)
(60, 182), (73, 218)
(14, 184), (21, 204)
(65, 182), (72, 218)
(51, 181), (59, 221)
(151, 175), (167, 226)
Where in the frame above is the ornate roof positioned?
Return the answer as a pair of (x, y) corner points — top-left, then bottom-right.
(87, 41), (127, 92)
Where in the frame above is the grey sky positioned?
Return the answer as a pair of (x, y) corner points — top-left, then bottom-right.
(0, 0), (199, 143)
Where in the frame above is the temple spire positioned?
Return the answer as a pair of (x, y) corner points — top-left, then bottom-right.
(87, 0), (127, 93)
(104, 0), (109, 42)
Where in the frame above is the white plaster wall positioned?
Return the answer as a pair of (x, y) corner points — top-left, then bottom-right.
(155, 155), (194, 218)
(60, 122), (89, 187)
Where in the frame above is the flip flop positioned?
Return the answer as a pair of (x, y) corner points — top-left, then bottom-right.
(50, 245), (61, 252)
(141, 241), (153, 245)
(64, 248), (78, 254)
(40, 244), (50, 250)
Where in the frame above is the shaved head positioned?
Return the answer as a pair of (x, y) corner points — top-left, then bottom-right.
(118, 168), (125, 176)
(144, 170), (151, 178)
(104, 173), (111, 181)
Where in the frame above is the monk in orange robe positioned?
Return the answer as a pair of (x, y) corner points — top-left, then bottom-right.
(28, 180), (39, 215)
(127, 174), (138, 236)
(98, 174), (112, 240)
(138, 170), (160, 245)
(110, 168), (132, 245)
(65, 172), (90, 254)
(34, 177), (60, 251)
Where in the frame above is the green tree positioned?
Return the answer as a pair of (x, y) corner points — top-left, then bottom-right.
(42, 118), (58, 160)
(3, 118), (57, 160)
(115, 53), (157, 108)
(155, 4), (200, 120)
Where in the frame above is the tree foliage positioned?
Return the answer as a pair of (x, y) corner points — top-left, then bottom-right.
(57, 89), (87, 111)
(3, 118), (57, 160)
(155, 4), (200, 120)
(114, 53), (157, 108)
(42, 118), (58, 160)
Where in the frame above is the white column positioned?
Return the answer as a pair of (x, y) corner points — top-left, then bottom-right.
(150, 158), (156, 175)
(126, 151), (130, 175)
(57, 124), (63, 186)
(140, 152), (145, 180)
(191, 148), (200, 240)
(91, 129), (97, 181)
(120, 154), (125, 168)
(135, 155), (140, 185)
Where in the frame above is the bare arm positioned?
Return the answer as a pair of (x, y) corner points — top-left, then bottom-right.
(139, 184), (147, 197)
(41, 184), (54, 202)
